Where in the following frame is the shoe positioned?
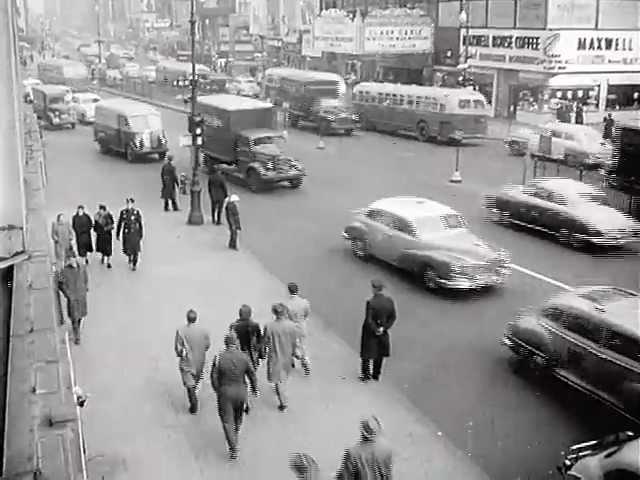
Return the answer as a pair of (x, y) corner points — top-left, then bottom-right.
(244, 404), (250, 414)
(291, 361), (296, 368)
(277, 404), (287, 412)
(173, 208), (180, 211)
(372, 377), (380, 381)
(74, 336), (80, 345)
(358, 376), (371, 382)
(107, 263), (112, 269)
(100, 256), (104, 264)
(164, 208), (170, 212)
(229, 448), (238, 460)
(132, 265), (137, 271)
(85, 258), (89, 265)
(188, 405), (197, 415)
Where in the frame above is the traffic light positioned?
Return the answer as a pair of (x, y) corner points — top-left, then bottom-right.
(191, 115), (205, 146)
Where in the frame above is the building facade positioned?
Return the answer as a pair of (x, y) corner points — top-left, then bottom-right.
(435, 0), (640, 117)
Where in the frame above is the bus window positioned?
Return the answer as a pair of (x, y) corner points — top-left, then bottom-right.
(364, 91), (371, 103)
(458, 99), (472, 109)
(355, 91), (363, 102)
(439, 103), (447, 112)
(377, 93), (385, 104)
(415, 96), (422, 108)
(406, 96), (414, 107)
(384, 93), (392, 105)
(473, 99), (485, 109)
(397, 95), (405, 106)
(391, 94), (398, 105)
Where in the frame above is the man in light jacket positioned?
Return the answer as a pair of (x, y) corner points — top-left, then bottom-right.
(285, 282), (311, 375)
(224, 194), (241, 250)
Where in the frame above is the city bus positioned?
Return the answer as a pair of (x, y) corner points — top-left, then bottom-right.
(352, 82), (489, 144)
(261, 67), (346, 106)
(155, 60), (211, 86)
(37, 59), (90, 91)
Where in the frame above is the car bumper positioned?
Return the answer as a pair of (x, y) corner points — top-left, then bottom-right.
(582, 233), (639, 246)
(49, 117), (75, 126)
(259, 171), (304, 183)
(437, 267), (511, 289)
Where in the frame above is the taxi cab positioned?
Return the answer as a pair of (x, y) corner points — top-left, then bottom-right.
(502, 286), (640, 422)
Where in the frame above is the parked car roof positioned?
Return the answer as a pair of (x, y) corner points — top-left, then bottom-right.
(32, 84), (71, 95)
(368, 196), (458, 220)
(95, 98), (159, 115)
(546, 286), (640, 339)
(530, 177), (604, 197)
(197, 94), (272, 111)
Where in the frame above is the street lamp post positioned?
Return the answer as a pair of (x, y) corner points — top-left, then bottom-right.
(95, 0), (104, 64)
(187, 0), (204, 225)
(458, 0), (470, 85)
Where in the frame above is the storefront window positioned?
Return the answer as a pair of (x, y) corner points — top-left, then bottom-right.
(516, 0), (546, 28)
(598, 0), (640, 29)
(547, 0), (596, 28)
(469, 0), (488, 26)
(488, 0), (515, 27)
(438, 0), (487, 27)
(606, 85), (640, 110)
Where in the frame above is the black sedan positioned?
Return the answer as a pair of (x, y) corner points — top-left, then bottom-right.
(484, 177), (640, 249)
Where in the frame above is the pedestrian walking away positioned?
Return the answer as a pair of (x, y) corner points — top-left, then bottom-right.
(174, 309), (211, 414)
(51, 213), (76, 274)
(263, 303), (300, 411)
(285, 282), (312, 375)
(335, 415), (393, 480)
(225, 194), (241, 250)
(208, 165), (228, 225)
(360, 279), (396, 382)
(160, 154), (180, 211)
(116, 197), (144, 271)
(93, 204), (114, 268)
(229, 304), (263, 414)
(289, 452), (322, 479)
(210, 333), (258, 461)
(59, 256), (89, 345)
(72, 205), (94, 264)
(602, 112), (615, 140)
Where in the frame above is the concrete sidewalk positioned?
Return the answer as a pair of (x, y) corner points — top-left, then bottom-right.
(66, 201), (490, 479)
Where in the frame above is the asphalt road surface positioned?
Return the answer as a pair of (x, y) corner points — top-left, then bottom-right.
(44, 101), (639, 480)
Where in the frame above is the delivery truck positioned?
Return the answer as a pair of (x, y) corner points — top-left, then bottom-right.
(197, 94), (306, 192)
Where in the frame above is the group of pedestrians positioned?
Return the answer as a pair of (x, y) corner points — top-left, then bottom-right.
(172, 279), (397, 478)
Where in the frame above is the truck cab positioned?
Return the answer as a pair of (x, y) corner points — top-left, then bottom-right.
(197, 94), (305, 192)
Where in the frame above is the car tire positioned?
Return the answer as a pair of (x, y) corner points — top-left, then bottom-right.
(288, 178), (303, 189)
(125, 146), (136, 163)
(421, 266), (439, 289)
(361, 116), (375, 131)
(416, 121), (430, 142)
(246, 169), (262, 193)
(350, 238), (369, 260)
(345, 129), (354, 136)
(96, 140), (109, 154)
(70, 123), (76, 129)
(557, 228), (584, 249)
(486, 208), (508, 224)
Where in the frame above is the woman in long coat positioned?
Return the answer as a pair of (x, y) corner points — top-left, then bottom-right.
(72, 205), (94, 264)
(94, 204), (115, 268)
(51, 213), (75, 272)
(59, 256), (89, 345)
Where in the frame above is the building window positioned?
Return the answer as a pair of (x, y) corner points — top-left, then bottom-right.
(516, 0), (546, 28)
(488, 0), (515, 27)
(598, 0), (640, 28)
(468, 0), (487, 27)
(547, 0), (597, 28)
(438, 0), (486, 27)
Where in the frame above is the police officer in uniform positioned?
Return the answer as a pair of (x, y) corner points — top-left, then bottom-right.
(116, 197), (144, 271)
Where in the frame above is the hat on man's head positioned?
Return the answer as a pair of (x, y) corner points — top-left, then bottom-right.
(371, 278), (384, 290)
(360, 415), (382, 440)
(126, 197), (135, 203)
(288, 452), (319, 476)
(77, 205), (85, 210)
(229, 194), (239, 202)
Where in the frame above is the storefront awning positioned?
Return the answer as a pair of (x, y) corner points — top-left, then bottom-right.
(549, 72), (640, 87)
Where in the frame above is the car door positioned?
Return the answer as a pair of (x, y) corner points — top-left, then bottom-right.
(549, 128), (568, 159)
(541, 192), (570, 234)
(527, 186), (555, 229)
(598, 328), (640, 408)
(236, 136), (252, 171)
(510, 185), (545, 226)
(116, 115), (130, 151)
(384, 214), (418, 267)
(366, 210), (396, 262)
(359, 209), (388, 260)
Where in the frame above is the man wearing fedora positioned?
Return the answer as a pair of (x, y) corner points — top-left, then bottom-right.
(359, 279), (396, 382)
(224, 194), (241, 250)
(160, 154), (180, 212)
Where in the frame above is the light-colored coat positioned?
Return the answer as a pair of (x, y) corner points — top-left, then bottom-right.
(174, 324), (211, 388)
(263, 316), (299, 383)
(51, 220), (75, 269)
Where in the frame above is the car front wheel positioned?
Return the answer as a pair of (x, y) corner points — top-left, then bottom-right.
(350, 238), (369, 260)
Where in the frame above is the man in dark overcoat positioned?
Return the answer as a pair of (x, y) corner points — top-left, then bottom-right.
(359, 279), (396, 382)
(93, 204), (114, 268)
(59, 256), (89, 345)
(160, 155), (180, 211)
(208, 166), (228, 225)
(224, 194), (241, 250)
(603, 112), (615, 140)
(72, 205), (94, 264)
(116, 197), (144, 271)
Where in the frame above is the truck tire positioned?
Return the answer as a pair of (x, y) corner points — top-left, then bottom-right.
(246, 169), (262, 193)
(289, 115), (300, 128)
(416, 121), (430, 142)
(289, 178), (303, 189)
(96, 140), (109, 154)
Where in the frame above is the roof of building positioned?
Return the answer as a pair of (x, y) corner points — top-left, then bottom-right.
(197, 94), (273, 111)
(368, 196), (458, 220)
(95, 97), (159, 115)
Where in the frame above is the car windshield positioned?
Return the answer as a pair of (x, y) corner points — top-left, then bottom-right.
(253, 135), (285, 148)
(128, 114), (162, 131)
(239, 78), (256, 85)
(49, 96), (66, 105)
(412, 213), (467, 235)
(80, 96), (99, 104)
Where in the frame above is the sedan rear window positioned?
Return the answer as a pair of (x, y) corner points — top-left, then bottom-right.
(578, 287), (637, 305)
(441, 214), (467, 229)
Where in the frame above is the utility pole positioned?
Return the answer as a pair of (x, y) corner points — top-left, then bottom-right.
(95, 0), (104, 64)
(187, 0), (204, 225)
(459, 0), (470, 86)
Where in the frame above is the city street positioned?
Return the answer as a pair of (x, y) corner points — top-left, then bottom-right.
(44, 105), (639, 479)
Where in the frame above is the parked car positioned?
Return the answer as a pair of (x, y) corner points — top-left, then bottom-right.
(105, 69), (123, 87)
(121, 62), (141, 78)
(227, 76), (261, 97)
(485, 177), (640, 249)
(558, 431), (640, 479)
(93, 98), (169, 162)
(502, 285), (640, 422)
(342, 196), (511, 290)
(504, 121), (612, 170)
(70, 92), (101, 123)
(32, 84), (76, 129)
(141, 65), (156, 83)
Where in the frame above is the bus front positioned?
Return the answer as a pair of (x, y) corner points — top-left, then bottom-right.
(447, 95), (490, 141)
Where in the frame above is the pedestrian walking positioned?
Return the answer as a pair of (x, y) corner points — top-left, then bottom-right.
(285, 282), (311, 375)
(229, 304), (263, 414)
(59, 256), (89, 345)
(160, 154), (180, 211)
(224, 194), (241, 250)
(574, 102), (584, 125)
(72, 205), (94, 264)
(116, 197), (144, 271)
(335, 415), (393, 480)
(93, 204), (114, 269)
(263, 303), (300, 411)
(208, 166), (228, 225)
(174, 309), (211, 415)
(210, 333), (258, 461)
(359, 279), (396, 382)
(51, 213), (76, 273)
(603, 112), (615, 140)
(289, 453), (321, 479)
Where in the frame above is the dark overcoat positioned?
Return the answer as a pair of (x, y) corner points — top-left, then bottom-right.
(160, 162), (179, 200)
(360, 292), (396, 359)
(60, 264), (88, 320)
(94, 211), (114, 257)
(208, 172), (228, 200)
(72, 213), (94, 256)
(116, 208), (144, 256)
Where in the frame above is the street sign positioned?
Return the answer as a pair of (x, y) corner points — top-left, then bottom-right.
(179, 134), (193, 147)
